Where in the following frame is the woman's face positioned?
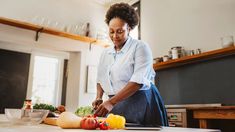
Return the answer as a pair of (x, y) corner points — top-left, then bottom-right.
(109, 17), (130, 50)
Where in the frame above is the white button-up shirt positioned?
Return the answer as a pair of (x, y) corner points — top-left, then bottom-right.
(97, 37), (156, 95)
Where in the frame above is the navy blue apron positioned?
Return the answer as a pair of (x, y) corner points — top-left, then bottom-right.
(109, 83), (168, 127)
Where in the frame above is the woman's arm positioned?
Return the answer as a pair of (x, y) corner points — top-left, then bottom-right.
(109, 82), (142, 105)
(94, 82), (142, 117)
(96, 83), (104, 100)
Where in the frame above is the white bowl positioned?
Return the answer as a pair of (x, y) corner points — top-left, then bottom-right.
(5, 108), (49, 125)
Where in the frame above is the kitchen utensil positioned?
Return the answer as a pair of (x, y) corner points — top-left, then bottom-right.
(190, 50), (195, 56)
(195, 49), (202, 54)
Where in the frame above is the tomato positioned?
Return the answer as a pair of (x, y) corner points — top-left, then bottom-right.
(80, 116), (99, 130)
(99, 121), (109, 130)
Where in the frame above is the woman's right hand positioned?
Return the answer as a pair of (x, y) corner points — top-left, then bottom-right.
(92, 99), (103, 110)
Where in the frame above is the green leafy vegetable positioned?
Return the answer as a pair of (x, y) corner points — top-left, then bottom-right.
(75, 106), (93, 117)
(33, 103), (56, 112)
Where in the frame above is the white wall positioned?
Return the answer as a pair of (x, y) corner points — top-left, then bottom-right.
(0, 0), (107, 111)
(141, 0), (235, 57)
(65, 52), (81, 112)
(64, 46), (104, 112)
(0, 0), (106, 32)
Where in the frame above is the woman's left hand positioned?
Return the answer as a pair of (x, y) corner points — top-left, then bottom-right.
(94, 100), (114, 117)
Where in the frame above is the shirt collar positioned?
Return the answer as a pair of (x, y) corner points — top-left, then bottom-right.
(107, 37), (132, 54)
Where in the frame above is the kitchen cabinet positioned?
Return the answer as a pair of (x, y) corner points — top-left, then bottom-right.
(167, 108), (189, 127)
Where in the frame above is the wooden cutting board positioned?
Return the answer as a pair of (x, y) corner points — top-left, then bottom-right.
(43, 117), (58, 126)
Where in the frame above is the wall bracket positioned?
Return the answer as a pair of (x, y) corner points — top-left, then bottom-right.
(35, 28), (44, 41)
(89, 40), (97, 51)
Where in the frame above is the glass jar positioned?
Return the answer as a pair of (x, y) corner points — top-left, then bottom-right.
(171, 46), (183, 59)
(23, 99), (32, 110)
(153, 57), (163, 64)
(163, 55), (169, 62)
(221, 36), (234, 48)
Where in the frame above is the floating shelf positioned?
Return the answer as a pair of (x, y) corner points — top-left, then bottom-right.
(0, 17), (110, 47)
(153, 46), (235, 71)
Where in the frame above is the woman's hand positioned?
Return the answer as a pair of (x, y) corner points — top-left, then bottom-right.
(92, 99), (103, 110)
(94, 100), (114, 117)
(92, 83), (104, 110)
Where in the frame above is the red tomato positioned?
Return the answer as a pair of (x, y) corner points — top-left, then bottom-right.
(99, 121), (109, 130)
(80, 117), (99, 130)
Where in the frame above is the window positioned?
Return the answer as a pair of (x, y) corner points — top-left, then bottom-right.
(30, 55), (62, 106)
(130, 1), (141, 39)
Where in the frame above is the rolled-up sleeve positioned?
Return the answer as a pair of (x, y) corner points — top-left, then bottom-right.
(129, 43), (154, 88)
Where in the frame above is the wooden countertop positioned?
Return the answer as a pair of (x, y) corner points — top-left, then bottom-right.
(187, 106), (235, 110)
(186, 106), (235, 129)
(165, 104), (222, 109)
(0, 114), (220, 132)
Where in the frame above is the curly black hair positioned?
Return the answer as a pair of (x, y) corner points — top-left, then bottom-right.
(105, 3), (139, 30)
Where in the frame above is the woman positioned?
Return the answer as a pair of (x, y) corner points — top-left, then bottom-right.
(92, 3), (168, 127)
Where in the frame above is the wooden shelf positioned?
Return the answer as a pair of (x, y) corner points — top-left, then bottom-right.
(0, 17), (109, 47)
(153, 46), (235, 71)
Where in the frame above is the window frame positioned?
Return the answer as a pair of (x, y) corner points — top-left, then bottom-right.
(27, 52), (65, 106)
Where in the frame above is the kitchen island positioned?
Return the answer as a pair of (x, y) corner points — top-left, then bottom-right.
(0, 114), (220, 132)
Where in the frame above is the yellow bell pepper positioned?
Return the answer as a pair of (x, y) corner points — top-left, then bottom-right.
(105, 114), (126, 129)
